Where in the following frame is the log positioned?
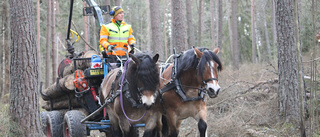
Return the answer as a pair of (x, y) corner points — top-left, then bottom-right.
(62, 50), (99, 77)
(41, 72), (77, 100)
(41, 94), (84, 110)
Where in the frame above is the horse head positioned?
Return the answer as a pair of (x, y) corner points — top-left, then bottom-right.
(127, 53), (160, 109)
(194, 47), (222, 98)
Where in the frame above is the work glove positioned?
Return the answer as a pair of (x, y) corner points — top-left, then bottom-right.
(129, 43), (135, 54)
(102, 50), (108, 58)
(107, 44), (116, 52)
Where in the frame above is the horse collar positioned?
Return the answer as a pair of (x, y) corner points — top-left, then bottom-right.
(159, 52), (206, 102)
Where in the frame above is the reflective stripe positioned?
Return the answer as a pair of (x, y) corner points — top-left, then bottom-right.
(102, 41), (108, 47)
(113, 48), (128, 52)
(100, 35), (109, 39)
(129, 35), (135, 39)
(108, 36), (129, 41)
(129, 40), (135, 44)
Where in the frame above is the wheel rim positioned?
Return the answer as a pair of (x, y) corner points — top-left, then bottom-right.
(46, 122), (51, 137)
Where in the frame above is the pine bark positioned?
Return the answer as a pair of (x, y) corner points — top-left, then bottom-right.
(172, 0), (187, 52)
(251, 0), (257, 63)
(197, 0), (203, 46)
(52, 0), (57, 82)
(231, 0), (239, 70)
(275, 0), (301, 123)
(186, 0), (195, 47)
(46, 0), (52, 88)
(9, 0), (41, 135)
(4, 0), (10, 98)
(149, 0), (164, 60)
(217, 0), (223, 49)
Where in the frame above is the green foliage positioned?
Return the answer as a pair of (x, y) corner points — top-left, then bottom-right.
(0, 103), (23, 137)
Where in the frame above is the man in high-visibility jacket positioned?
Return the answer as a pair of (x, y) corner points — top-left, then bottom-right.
(99, 6), (136, 57)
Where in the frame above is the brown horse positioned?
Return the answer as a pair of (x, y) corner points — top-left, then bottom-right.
(159, 47), (222, 137)
(100, 52), (162, 137)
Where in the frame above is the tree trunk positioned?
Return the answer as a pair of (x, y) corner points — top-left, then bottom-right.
(275, 0), (301, 124)
(145, 0), (151, 51)
(37, 0), (41, 86)
(46, 0), (52, 88)
(163, 0), (168, 59)
(251, 0), (257, 63)
(186, 0), (195, 47)
(52, 0), (57, 83)
(83, 2), (89, 51)
(293, 0), (306, 136)
(262, 1), (271, 62)
(227, 0), (233, 53)
(172, 0), (187, 52)
(114, 0), (122, 6)
(105, 0), (111, 21)
(197, 0), (203, 46)
(217, 0), (223, 49)
(210, 0), (215, 48)
(9, 0), (41, 136)
(4, 0), (10, 98)
(272, 0), (277, 55)
(149, 0), (164, 60)
(231, 0), (239, 70)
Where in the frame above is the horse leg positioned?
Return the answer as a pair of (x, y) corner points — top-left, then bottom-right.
(143, 113), (161, 137)
(198, 118), (207, 137)
(196, 109), (208, 137)
(111, 125), (123, 137)
(166, 113), (179, 137)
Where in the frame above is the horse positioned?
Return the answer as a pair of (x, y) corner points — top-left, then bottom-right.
(159, 47), (223, 137)
(100, 52), (162, 137)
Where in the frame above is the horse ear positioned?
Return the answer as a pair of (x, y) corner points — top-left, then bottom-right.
(153, 54), (159, 63)
(194, 48), (203, 58)
(213, 47), (220, 54)
(130, 53), (141, 65)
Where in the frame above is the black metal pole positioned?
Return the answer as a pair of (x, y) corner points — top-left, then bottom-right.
(66, 0), (75, 57)
(66, 0), (74, 40)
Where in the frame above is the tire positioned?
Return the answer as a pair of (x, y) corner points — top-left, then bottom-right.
(63, 110), (87, 137)
(46, 111), (64, 137)
(40, 111), (49, 134)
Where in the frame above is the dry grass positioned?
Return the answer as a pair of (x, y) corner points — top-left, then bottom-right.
(178, 62), (308, 137)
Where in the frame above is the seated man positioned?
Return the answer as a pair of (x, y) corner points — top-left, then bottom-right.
(99, 6), (136, 64)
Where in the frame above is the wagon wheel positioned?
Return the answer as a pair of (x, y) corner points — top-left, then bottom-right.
(63, 110), (87, 137)
(46, 111), (64, 137)
(40, 111), (49, 134)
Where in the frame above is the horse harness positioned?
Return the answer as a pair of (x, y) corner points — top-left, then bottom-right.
(106, 65), (158, 109)
(159, 52), (218, 102)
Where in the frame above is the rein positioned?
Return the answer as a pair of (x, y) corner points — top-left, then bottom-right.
(120, 59), (147, 126)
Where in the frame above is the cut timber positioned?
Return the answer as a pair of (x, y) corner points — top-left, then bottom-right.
(41, 94), (84, 110)
(41, 70), (84, 100)
(62, 50), (99, 77)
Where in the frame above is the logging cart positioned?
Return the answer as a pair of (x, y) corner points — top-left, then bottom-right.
(39, 0), (143, 136)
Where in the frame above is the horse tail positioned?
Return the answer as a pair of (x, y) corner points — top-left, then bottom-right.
(161, 115), (169, 136)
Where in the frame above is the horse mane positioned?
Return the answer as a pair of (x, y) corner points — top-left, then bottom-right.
(126, 52), (160, 100)
(176, 48), (222, 79)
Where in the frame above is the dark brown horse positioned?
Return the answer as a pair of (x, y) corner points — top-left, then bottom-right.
(100, 52), (162, 137)
(159, 47), (223, 137)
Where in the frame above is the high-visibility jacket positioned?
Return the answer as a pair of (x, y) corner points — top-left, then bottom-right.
(99, 19), (136, 56)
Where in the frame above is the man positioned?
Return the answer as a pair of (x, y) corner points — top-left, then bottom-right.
(99, 6), (136, 58)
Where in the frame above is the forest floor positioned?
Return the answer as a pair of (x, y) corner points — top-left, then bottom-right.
(0, 53), (318, 137)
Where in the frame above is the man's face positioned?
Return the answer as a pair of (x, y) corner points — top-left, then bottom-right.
(114, 11), (124, 21)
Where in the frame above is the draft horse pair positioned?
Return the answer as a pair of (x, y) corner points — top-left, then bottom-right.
(100, 47), (222, 137)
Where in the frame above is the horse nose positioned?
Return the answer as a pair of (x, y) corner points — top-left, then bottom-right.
(216, 88), (220, 95)
(141, 94), (155, 107)
(144, 103), (154, 110)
